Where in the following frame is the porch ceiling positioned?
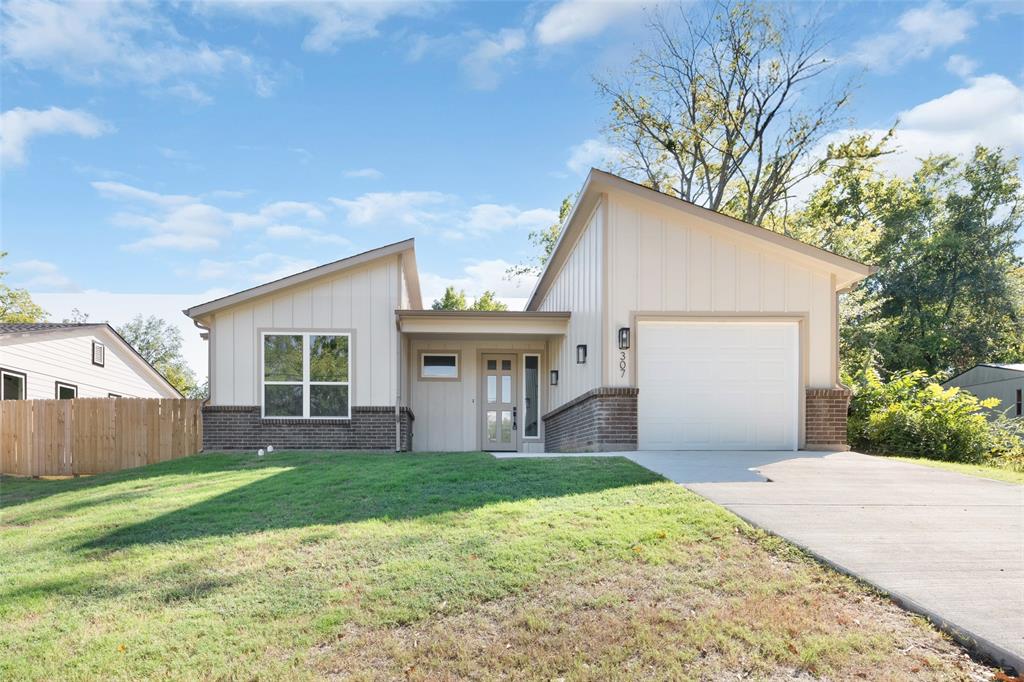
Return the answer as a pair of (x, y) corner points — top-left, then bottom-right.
(396, 310), (570, 336)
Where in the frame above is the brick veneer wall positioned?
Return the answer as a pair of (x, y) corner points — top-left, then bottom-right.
(805, 388), (851, 450)
(202, 405), (414, 451)
(543, 387), (638, 452)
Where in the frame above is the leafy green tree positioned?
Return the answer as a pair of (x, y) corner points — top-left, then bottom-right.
(598, 0), (861, 226)
(117, 315), (204, 398)
(471, 290), (508, 311)
(508, 195), (574, 278)
(796, 145), (1023, 376)
(431, 286), (468, 310)
(431, 286), (508, 311)
(0, 251), (47, 323)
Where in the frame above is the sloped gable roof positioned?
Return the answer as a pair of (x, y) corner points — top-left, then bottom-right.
(183, 239), (421, 319)
(527, 169), (875, 310)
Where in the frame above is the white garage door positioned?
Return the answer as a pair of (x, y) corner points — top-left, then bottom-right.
(637, 321), (799, 451)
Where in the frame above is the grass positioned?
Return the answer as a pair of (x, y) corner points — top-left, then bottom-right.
(0, 451), (993, 681)
(879, 455), (1024, 484)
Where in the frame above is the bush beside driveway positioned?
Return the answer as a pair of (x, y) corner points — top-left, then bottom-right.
(0, 451), (996, 680)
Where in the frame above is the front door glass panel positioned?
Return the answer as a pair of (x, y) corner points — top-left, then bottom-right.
(482, 354), (517, 451)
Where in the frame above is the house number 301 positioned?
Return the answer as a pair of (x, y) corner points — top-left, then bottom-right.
(619, 351), (627, 378)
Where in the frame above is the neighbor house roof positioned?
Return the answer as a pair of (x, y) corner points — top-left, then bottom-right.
(526, 169), (877, 311)
(183, 239), (422, 319)
(0, 322), (182, 397)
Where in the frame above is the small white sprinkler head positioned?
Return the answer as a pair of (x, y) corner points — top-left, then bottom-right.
(266, 445), (274, 453)
(257, 448), (265, 457)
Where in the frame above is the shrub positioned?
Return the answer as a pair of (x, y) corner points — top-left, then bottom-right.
(846, 366), (1024, 470)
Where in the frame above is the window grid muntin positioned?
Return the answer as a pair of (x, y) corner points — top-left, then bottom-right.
(261, 331), (351, 420)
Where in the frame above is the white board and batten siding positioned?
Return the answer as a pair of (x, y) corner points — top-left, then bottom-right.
(208, 256), (403, 407)
(0, 329), (172, 399)
(407, 338), (547, 452)
(538, 198), (605, 411)
(605, 191), (837, 389)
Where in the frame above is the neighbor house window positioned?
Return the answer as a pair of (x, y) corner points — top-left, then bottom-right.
(92, 341), (105, 367)
(523, 354), (539, 438)
(1, 369), (26, 400)
(55, 382), (78, 399)
(420, 352), (459, 380)
(262, 332), (350, 419)
(108, 393), (121, 398)
(1017, 389), (1022, 417)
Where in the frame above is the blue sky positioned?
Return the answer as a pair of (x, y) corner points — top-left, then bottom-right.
(2, 0), (1023, 376)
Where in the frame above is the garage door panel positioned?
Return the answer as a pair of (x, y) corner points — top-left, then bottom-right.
(638, 321), (799, 451)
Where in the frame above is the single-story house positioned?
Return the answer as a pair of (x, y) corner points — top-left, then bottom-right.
(942, 363), (1024, 420)
(0, 323), (181, 400)
(185, 169), (874, 453)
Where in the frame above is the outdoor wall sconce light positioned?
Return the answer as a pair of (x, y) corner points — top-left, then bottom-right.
(618, 327), (631, 350)
(550, 369), (559, 386)
(576, 344), (587, 364)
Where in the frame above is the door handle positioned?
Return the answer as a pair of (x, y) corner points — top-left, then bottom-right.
(513, 406), (518, 430)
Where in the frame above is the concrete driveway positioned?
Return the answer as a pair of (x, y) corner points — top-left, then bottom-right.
(625, 450), (1024, 672)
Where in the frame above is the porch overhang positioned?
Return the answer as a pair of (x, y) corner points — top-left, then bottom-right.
(396, 310), (570, 336)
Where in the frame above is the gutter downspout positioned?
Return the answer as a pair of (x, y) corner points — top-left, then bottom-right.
(192, 317), (212, 407)
(395, 313), (402, 452)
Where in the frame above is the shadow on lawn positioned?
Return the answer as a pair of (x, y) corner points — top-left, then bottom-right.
(81, 451), (662, 550)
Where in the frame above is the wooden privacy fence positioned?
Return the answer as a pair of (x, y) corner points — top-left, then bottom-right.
(0, 398), (203, 477)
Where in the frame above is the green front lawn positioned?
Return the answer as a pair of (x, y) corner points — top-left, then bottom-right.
(0, 452), (989, 680)
(881, 455), (1024, 485)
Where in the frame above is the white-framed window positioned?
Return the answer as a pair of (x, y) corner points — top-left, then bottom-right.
(420, 352), (460, 380)
(523, 353), (540, 439)
(92, 341), (105, 367)
(55, 381), (78, 399)
(261, 331), (351, 419)
(1, 369), (26, 400)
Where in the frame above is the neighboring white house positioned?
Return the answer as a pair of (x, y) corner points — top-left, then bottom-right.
(186, 169), (874, 454)
(0, 323), (181, 401)
(943, 363), (1024, 421)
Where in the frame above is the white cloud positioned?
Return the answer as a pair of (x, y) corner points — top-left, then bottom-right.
(265, 224), (350, 246)
(0, 106), (112, 166)
(92, 181), (333, 251)
(330, 191), (452, 226)
(535, 0), (645, 46)
(1, 0), (273, 99)
(945, 54), (978, 78)
(460, 28), (526, 90)
(344, 167), (384, 180)
(330, 190), (555, 239)
(92, 180), (196, 207)
(816, 74), (1024, 182)
(5, 258), (79, 292)
(199, 1), (436, 53)
(567, 138), (623, 175)
(851, 2), (976, 72)
(420, 259), (538, 311)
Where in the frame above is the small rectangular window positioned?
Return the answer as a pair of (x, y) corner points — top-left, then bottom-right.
(1, 369), (26, 400)
(108, 393), (121, 398)
(1016, 388), (1022, 417)
(420, 353), (459, 380)
(56, 382), (78, 399)
(92, 341), (105, 367)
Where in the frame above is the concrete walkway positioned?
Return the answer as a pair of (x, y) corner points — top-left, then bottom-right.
(493, 449), (1024, 671)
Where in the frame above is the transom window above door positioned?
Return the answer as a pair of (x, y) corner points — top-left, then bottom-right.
(262, 332), (350, 419)
(420, 352), (459, 380)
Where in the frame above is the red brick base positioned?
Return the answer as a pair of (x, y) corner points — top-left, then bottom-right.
(805, 388), (851, 450)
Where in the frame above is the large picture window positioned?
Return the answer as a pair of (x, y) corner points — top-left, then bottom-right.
(262, 332), (350, 419)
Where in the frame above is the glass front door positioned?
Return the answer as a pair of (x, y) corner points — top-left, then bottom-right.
(481, 354), (517, 451)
